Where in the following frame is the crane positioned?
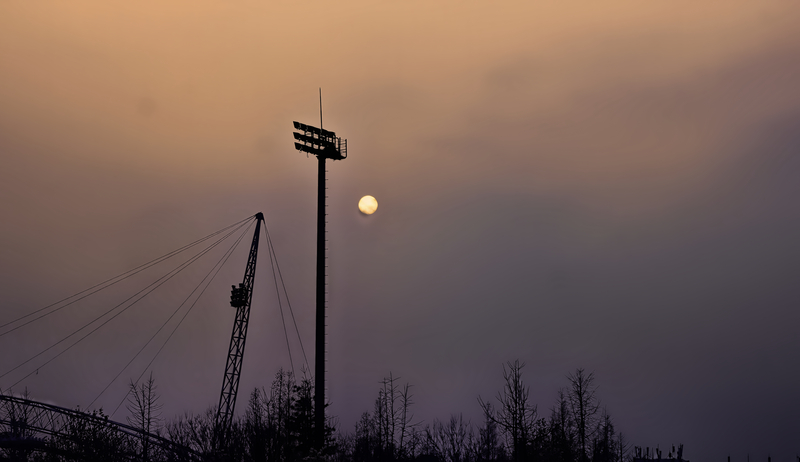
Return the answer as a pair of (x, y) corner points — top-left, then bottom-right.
(215, 212), (263, 448)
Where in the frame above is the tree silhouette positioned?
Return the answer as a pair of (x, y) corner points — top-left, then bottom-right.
(475, 403), (503, 462)
(344, 373), (418, 461)
(423, 414), (472, 462)
(479, 360), (536, 461)
(1, 363), (641, 462)
(566, 369), (600, 462)
(126, 372), (163, 461)
(548, 388), (576, 462)
(61, 408), (131, 462)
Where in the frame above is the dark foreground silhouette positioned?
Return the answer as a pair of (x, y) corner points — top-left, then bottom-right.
(1, 362), (670, 462)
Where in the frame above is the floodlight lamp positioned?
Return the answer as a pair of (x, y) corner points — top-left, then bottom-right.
(292, 121), (347, 161)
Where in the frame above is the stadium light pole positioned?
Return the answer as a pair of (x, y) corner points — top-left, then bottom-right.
(292, 106), (347, 450)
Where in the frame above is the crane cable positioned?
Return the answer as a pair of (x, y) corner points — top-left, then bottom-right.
(108, 219), (255, 417)
(88, 219), (255, 412)
(263, 223), (311, 378)
(0, 215), (255, 337)
(267, 227), (296, 379)
(2, 218), (253, 388)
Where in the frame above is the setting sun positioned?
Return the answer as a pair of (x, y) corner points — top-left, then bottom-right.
(358, 195), (378, 215)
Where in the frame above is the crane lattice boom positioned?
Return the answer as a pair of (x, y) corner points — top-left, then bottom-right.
(215, 213), (263, 446)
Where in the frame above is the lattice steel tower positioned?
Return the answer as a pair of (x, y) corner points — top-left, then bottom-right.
(215, 213), (263, 447)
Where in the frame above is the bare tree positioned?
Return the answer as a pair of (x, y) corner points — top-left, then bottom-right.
(2, 388), (37, 462)
(476, 402), (503, 462)
(567, 368), (599, 462)
(479, 360), (537, 461)
(372, 373), (418, 460)
(62, 408), (131, 462)
(591, 409), (616, 462)
(165, 408), (217, 455)
(616, 431), (630, 462)
(424, 414), (473, 462)
(126, 372), (163, 461)
(397, 381), (416, 457)
(548, 388), (576, 462)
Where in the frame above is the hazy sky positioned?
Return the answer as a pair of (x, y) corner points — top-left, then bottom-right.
(2, 1), (800, 460)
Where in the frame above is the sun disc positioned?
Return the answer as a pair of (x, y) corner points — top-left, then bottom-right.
(358, 195), (378, 215)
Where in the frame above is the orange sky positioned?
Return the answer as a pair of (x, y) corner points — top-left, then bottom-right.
(3, 1), (797, 183)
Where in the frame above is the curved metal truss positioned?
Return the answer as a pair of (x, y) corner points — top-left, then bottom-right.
(0, 394), (201, 461)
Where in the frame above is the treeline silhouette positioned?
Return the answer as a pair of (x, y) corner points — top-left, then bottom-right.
(1, 362), (631, 462)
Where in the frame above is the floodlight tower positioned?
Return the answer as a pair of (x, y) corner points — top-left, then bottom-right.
(292, 97), (347, 449)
